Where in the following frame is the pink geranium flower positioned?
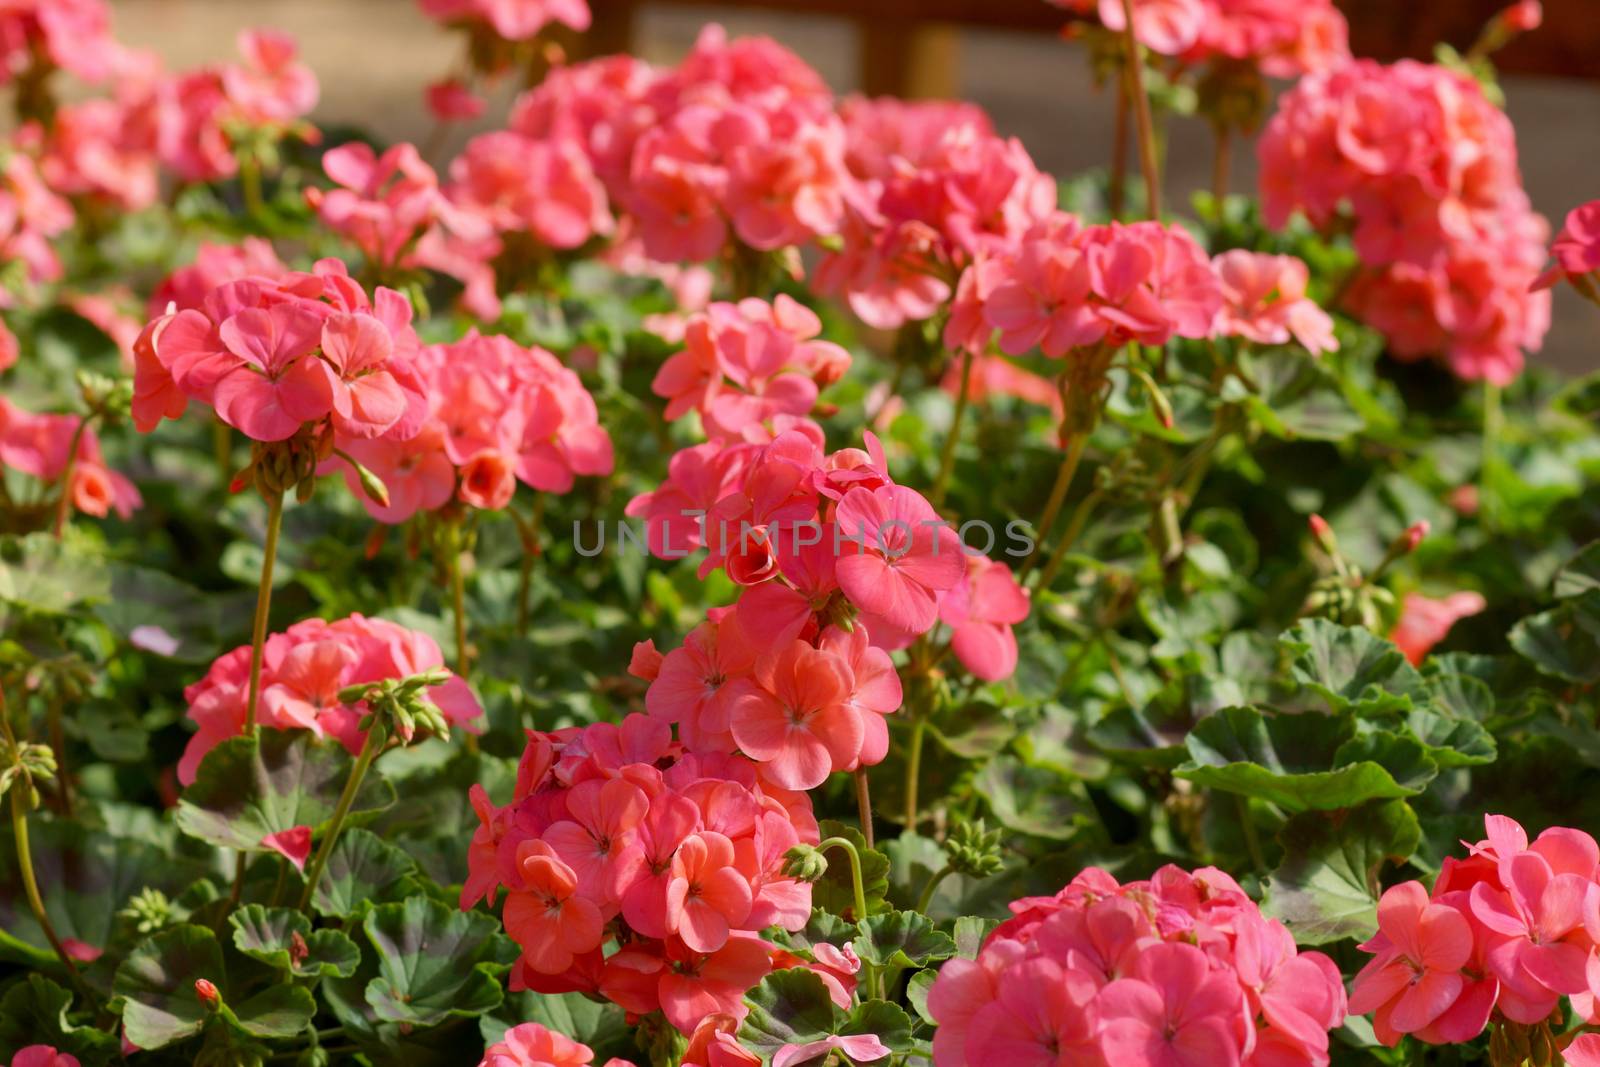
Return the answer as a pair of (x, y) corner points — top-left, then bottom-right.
(772, 1034), (891, 1067)
(479, 1021), (595, 1067)
(1348, 882), (1476, 1043)
(1389, 591), (1487, 665)
(939, 557), (1030, 682)
(542, 777), (649, 908)
(666, 831), (754, 952)
(1095, 942), (1246, 1067)
(727, 641), (862, 790)
(10, 1047), (82, 1067)
(834, 484), (964, 635)
(503, 839), (606, 975)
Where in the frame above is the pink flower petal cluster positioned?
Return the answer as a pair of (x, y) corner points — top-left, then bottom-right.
(0, 396), (141, 521)
(1534, 199), (1600, 296)
(9, 1047), (81, 1067)
(31, 94), (161, 211)
(813, 97), (1055, 330)
(1389, 590), (1488, 666)
(929, 865), (1347, 1067)
(477, 1021), (600, 1067)
(150, 239), (289, 318)
(1351, 814), (1600, 1045)
(0, 0), (125, 86)
(0, 150), (74, 298)
(949, 213), (1224, 357)
(652, 295), (850, 440)
(1212, 250), (1338, 355)
(309, 141), (489, 273)
(419, 0), (592, 41)
(1049, 0), (1348, 75)
(464, 714), (817, 1035)
(178, 613), (482, 784)
(1259, 59), (1550, 384)
(133, 259), (427, 445)
(328, 329), (613, 522)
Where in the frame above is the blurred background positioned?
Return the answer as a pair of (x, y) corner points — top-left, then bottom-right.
(110, 0), (1600, 372)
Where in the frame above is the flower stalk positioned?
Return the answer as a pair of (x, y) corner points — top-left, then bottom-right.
(1118, 0), (1163, 219)
(297, 721), (386, 912)
(243, 488), (286, 734)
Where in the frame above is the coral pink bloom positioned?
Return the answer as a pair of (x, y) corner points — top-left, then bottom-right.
(982, 238), (1103, 357)
(666, 831), (754, 952)
(684, 1014), (761, 1067)
(939, 557), (1030, 682)
(1569, 1034), (1600, 1067)
(261, 825), (312, 872)
(459, 449), (519, 510)
(1231, 914), (1347, 1063)
(224, 29), (319, 126)
(657, 932), (772, 1035)
(211, 304), (336, 441)
(420, 0), (592, 40)
(773, 1034), (890, 1067)
(1089, 0), (1206, 55)
(734, 532), (839, 657)
(1213, 250), (1339, 355)
(1389, 591), (1487, 665)
(1471, 850), (1598, 999)
(333, 424), (456, 523)
(1347, 882), (1474, 1044)
(1095, 942), (1245, 1067)
(259, 638), (357, 733)
(478, 1021), (595, 1067)
(543, 776), (649, 907)
(728, 642), (862, 791)
(817, 624), (901, 768)
(177, 684), (247, 785)
(503, 839), (605, 974)
(964, 957), (1102, 1067)
(835, 484), (965, 635)
(11, 1048), (82, 1067)
(926, 938), (1028, 1067)
(647, 621), (757, 751)
(1535, 199), (1600, 290)
(622, 794), (702, 938)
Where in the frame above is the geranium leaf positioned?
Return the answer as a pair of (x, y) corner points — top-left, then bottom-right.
(229, 904), (359, 978)
(1176, 706), (1436, 811)
(738, 967), (839, 1058)
(221, 984), (316, 1039)
(111, 924), (224, 1050)
(1553, 541), (1600, 599)
(309, 827), (420, 919)
(1509, 591), (1600, 684)
(852, 910), (956, 969)
(1283, 619), (1426, 714)
(361, 895), (512, 1027)
(973, 756), (1093, 840)
(1261, 799), (1421, 944)
(175, 731), (395, 852)
(814, 821), (889, 919)
(0, 533), (110, 615)
(0, 974), (120, 1064)
(842, 999), (913, 1052)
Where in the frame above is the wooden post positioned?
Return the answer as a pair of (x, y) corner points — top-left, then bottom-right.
(583, 0), (639, 59)
(857, 17), (962, 99)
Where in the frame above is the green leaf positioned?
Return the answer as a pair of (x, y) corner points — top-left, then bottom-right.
(814, 821), (889, 919)
(1554, 542), (1600, 599)
(1261, 799), (1421, 944)
(362, 896), (511, 1027)
(229, 904), (359, 978)
(842, 999), (913, 1053)
(1509, 591), (1600, 684)
(175, 731), (395, 853)
(482, 990), (627, 1052)
(1175, 706), (1436, 812)
(112, 924), (224, 1050)
(1390, 706), (1496, 768)
(0, 819), (206, 968)
(0, 974), (120, 1064)
(951, 916), (996, 960)
(738, 967), (839, 1059)
(1240, 348), (1365, 441)
(220, 984), (316, 1039)
(0, 533), (110, 615)
(974, 756), (1092, 840)
(852, 910), (957, 969)
(309, 828), (420, 919)
(905, 969), (938, 1025)
(93, 563), (236, 663)
(1283, 619), (1427, 714)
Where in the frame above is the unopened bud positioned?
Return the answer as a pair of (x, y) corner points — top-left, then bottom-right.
(1307, 514), (1338, 555)
(1503, 0), (1542, 32)
(782, 844), (829, 883)
(1402, 520), (1430, 553)
(195, 978), (221, 1009)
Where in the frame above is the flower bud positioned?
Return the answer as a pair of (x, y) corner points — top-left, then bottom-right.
(1402, 520), (1430, 553)
(782, 843), (830, 883)
(1503, 0), (1542, 32)
(195, 978), (221, 1009)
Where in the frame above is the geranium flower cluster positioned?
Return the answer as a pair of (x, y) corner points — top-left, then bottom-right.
(1259, 59), (1551, 384)
(178, 613), (482, 784)
(928, 865), (1348, 1067)
(946, 214), (1231, 358)
(1536, 198), (1600, 302)
(1049, 0), (1349, 77)
(0, 0), (126, 87)
(462, 715), (822, 1035)
(0, 396), (140, 520)
(477, 1021), (626, 1067)
(133, 259), (427, 447)
(23, 27), (318, 208)
(651, 295), (850, 440)
(455, 26), (848, 273)
(419, 0), (591, 41)
(812, 96), (1056, 329)
(1350, 814), (1600, 1047)
(0, 151), (75, 308)
(328, 329), (613, 521)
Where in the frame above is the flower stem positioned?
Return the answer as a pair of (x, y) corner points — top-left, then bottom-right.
(1020, 432), (1090, 582)
(448, 520), (470, 678)
(8, 770), (93, 1003)
(931, 348), (974, 509)
(915, 863), (955, 915)
(1237, 795), (1266, 873)
(297, 724), (385, 912)
(239, 151), (266, 224)
(1481, 381), (1503, 528)
(50, 414), (92, 540)
(1034, 485), (1106, 591)
(1118, 0), (1163, 219)
(854, 768), (875, 850)
(1109, 77), (1130, 219)
(243, 490), (285, 735)
(903, 712), (928, 833)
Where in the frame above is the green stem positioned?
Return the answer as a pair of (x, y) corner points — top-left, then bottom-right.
(1481, 381), (1502, 527)
(1034, 486), (1106, 591)
(816, 836), (869, 922)
(1109, 77), (1130, 220)
(240, 152), (266, 224)
(448, 522), (470, 678)
(297, 724), (385, 912)
(854, 768), (875, 850)
(915, 864), (955, 915)
(931, 348), (974, 509)
(1118, 0), (1163, 219)
(51, 413), (93, 540)
(903, 713), (928, 833)
(1237, 795), (1266, 873)
(10, 779), (95, 1002)
(244, 490), (285, 734)
(1020, 433), (1090, 582)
